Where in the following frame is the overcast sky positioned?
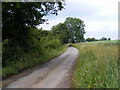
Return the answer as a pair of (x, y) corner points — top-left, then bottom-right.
(38, 0), (119, 40)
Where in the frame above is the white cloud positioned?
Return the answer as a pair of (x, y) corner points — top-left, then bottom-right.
(86, 21), (117, 32)
(39, 0), (119, 39)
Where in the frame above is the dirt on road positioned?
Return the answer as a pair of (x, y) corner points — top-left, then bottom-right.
(5, 47), (79, 88)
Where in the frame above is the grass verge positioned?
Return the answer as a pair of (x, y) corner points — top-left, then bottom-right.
(72, 42), (118, 88)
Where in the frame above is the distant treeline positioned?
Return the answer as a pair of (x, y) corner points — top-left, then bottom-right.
(85, 37), (111, 42)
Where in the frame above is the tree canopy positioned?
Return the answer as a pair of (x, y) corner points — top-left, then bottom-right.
(51, 23), (70, 44)
(2, 2), (64, 46)
(51, 17), (86, 43)
(65, 17), (86, 43)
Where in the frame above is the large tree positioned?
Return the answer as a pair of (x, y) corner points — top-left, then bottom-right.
(51, 23), (70, 44)
(65, 17), (86, 43)
(2, 2), (64, 46)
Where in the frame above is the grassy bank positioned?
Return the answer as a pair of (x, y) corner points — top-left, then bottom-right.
(2, 45), (67, 79)
(72, 41), (118, 88)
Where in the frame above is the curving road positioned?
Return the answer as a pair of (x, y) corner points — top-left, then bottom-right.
(6, 47), (79, 88)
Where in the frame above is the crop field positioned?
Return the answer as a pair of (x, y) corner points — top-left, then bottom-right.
(72, 40), (119, 88)
(84, 40), (119, 44)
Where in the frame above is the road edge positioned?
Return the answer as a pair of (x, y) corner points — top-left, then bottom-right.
(56, 47), (79, 88)
(1, 47), (68, 88)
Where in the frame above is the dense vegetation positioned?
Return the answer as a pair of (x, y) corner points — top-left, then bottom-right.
(2, 27), (68, 79)
(2, 2), (65, 79)
(2, 2), (86, 79)
(86, 37), (111, 42)
(72, 41), (119, 88)
(51, 17), (86, 44)
(2, 2), (118, 88)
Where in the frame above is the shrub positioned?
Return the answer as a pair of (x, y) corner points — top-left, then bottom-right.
(44, 39), (60, 49)
(2, 67), (18, 79)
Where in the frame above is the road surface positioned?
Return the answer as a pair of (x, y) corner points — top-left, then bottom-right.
(6, 47), (79, 88)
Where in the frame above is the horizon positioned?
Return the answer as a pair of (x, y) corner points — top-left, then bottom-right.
(38, 0), (119, 40)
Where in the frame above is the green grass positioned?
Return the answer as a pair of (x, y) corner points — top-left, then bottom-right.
(72, 42), (118, 88)
(2, 45), (67, 79)
(84, 40), (119, 44)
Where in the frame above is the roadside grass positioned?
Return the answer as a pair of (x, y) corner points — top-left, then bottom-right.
(2, 45), (67, 79)
(72, 42), (118, 88)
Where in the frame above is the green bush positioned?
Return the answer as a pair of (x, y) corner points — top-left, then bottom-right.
(2, 39), (24, 67)
(2, 28), (44, 67)
(43, 39), (60, 49)
(2, 67), (18, 78)
(2, 28), (66, 79)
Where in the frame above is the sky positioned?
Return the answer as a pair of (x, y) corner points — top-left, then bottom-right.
(38, 0), (119, 40)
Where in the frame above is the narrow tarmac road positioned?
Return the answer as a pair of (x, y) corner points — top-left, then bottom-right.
(6, 47), (79, 88)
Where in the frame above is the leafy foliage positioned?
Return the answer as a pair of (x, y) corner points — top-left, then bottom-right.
(2, 28), (66, 78)
(65, 17), (86, 43)
(2, 2), (64, 44)
(51, 23), (70, 44)
(2, 2), (65, 78)
(51, 17), (86, 44)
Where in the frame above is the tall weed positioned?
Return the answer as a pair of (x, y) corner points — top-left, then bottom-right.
(73, 43), (118, 88)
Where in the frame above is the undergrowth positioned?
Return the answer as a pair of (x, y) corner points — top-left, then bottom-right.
(2, 45), (66, 79)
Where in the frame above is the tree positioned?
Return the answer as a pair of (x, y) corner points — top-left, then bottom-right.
(86, 37), (98, 42)
(65, 17), (85, 43)
(108, 38), (111, 40)
(99, 37), (107, 41)
(2, 2), (64, 46)
(51, 23), (70, 44)
(40, 30), (51, 37)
